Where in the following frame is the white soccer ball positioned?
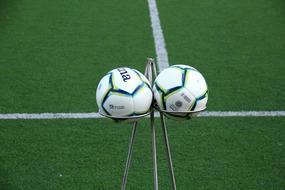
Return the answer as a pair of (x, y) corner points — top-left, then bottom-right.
(96, 67), (153, 120)
(153, 65), (208, 119)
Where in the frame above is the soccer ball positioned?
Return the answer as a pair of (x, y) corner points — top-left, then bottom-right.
(153, 65), (208, 120)
(96, 67), (153, 120)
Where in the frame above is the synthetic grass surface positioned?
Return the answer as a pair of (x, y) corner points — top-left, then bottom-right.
(0, 118), (284, 189)
(157, 0), (285, 111)
(0, 0), (154, 113)
(0, 0), (285, 189)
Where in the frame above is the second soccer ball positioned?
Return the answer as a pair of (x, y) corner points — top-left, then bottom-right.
(153, 65), (208, 119)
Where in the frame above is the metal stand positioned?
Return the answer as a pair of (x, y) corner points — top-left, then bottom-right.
(119, 58), (177, 190)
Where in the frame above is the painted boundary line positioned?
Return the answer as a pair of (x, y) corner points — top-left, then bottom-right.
(201, 111), (285, 117)
(147, 0), (169, 72)
(0, 111), (284, 120)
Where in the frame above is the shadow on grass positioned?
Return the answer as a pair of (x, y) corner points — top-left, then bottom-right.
(0, 169), (16, 190)
(0, 0), (19, 27)
(0, 0), (19, 9)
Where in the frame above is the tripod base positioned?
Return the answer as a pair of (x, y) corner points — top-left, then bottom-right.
(120, 111), (176, 190)
(120, 58), (177, 190)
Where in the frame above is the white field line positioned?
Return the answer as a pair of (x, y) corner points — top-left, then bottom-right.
(0, 111), (284, 120)
(147, 0), (169, 72)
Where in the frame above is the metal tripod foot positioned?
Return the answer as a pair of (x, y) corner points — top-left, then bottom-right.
(121, 122), (138, 190)
(151, 109), (158, 190)
(160, 112), (177, 190)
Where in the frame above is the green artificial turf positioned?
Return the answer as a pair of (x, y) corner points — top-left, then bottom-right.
(157, 0), (285, 111)
(0, 0), (285, 189)
(0, 118), (284, 190)
(0, 0), (155, 113)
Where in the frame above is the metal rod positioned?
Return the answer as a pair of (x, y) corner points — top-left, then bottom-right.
(151, 59), (158, 79)
(146, 58), (159, 190)
(151, 109), (158, 190)
(160, 112), (177, 190)
(121, 122), (138, 190)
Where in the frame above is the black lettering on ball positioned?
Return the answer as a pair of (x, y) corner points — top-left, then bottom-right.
(118, 68), (131, 82)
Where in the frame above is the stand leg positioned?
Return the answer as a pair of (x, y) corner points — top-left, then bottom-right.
(121, 122), (138, 190)
(151, 110), (159, 190)
(160, 112), (177, 190)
